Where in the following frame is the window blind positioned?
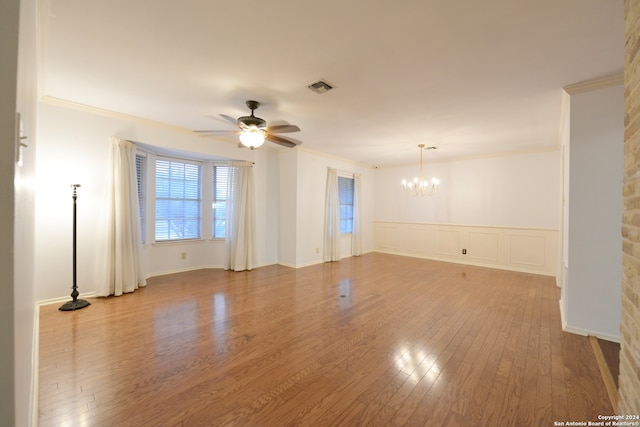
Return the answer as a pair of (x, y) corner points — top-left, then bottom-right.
(338, 176), (354, 233)
(212, 165), (229, 238)
(155, 159), (201, 241)
(135, 153), (146, 243)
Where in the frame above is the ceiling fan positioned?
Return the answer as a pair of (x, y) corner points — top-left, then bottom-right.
(194, 100), (301, 149)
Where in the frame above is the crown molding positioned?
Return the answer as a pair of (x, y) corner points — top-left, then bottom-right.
(294, 145), (376, 170)
(374, 145), (561, 170)
(563, 73), (624, 95)
(40, 95), (196, 133)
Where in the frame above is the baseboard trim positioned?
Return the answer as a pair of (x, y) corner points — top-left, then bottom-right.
(559, 298), (567, 331)
(561, 323), (621, 343)
(145, 261), (287, 279)
(558, 298), (621, 343)
(375, 249), (557, 277)
(589, 335), (619, 413)
(145, 265), (223, 279)
(36, 292), (97, 307)
(281, 260), (324, 269)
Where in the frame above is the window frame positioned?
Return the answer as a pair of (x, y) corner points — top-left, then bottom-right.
(135, 148), (232, 245)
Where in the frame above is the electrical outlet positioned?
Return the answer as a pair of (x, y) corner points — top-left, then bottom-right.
(181, 252), (187, 259)
(316, 247), (319, 254)
(462, 249), (467, 255)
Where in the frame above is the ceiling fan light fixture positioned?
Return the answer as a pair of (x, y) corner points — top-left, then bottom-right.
(239, 129), (265, 149)
(195, 100), (301, 149)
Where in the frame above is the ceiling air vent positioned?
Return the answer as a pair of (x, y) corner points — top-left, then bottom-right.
(308, 80), (333, 94)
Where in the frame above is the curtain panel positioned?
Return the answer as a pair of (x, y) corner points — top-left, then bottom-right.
(224, 161), (256, 271)
(351, 173), (362, 256)
(323, 167), (340, 262)
(95, 137), (147, 297)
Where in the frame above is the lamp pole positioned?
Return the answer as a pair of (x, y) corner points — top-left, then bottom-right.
(59, 184), (90, 311)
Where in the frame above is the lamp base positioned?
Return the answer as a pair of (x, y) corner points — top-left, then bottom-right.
(59, 299), (90, 311)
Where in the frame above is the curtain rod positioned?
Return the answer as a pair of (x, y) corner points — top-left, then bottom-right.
(328, 166), (356, 177)
(126, 139), (235, 166)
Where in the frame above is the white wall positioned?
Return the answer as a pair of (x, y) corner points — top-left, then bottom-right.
(278, 149), (298, 267)
(295, 150), (375, 267)
(375, 149), (561, 229)
(372, 149), (561, 276)
(295, 150), (327, 267)
(564, 83), (623, 341)
(35, 99), (278, 300)
(374, 222), (558, 276)
(277, 149), (375, 268)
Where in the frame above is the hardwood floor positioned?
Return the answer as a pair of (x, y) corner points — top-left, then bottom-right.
(597, 338), (620, 388)
(38, 253), (613, 426)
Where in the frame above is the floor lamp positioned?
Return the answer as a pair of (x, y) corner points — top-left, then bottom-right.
(59, 184), (90, 311)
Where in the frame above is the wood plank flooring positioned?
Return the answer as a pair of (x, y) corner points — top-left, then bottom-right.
(38, 253), (613, 426)
(597, 338), (620, 388)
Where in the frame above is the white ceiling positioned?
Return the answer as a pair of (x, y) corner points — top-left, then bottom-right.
(41, 0), (623, 166)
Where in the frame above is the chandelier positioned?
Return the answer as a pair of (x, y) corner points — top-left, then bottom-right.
(401, 144), (440, 196)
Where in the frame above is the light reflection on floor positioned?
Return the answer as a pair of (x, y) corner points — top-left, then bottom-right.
(338, 279), (353, 310)
(212, 292), (227, 351)
(394, 345), (441, 385)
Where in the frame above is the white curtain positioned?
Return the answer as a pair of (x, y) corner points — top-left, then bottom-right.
(224, 161), (256, 271)
(351, 173), (362, 256)
(323, 167), (340, 262)
(96, 137), (146, 297)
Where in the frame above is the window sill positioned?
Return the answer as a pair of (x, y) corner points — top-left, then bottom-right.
(152, 238), (205, 246)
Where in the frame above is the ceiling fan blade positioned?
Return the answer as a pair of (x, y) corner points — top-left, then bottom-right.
(194, 130), (239, 136)
(265, 134), (300, 148)
(266, 124), (300, 134)
(219, 114), (238, 126)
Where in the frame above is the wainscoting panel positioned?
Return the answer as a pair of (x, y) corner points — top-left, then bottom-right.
(376, 225), (398, 250)
(435, 230), (460, 257)
(374, 221), (558, 276)
(510, 234), (546, 267)
(401, 227), (427, 254)
(469, 232), (499, 261)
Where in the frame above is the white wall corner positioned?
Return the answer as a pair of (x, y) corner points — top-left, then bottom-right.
(559, 297), (567, 331)
(561, 313), (622, 343)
